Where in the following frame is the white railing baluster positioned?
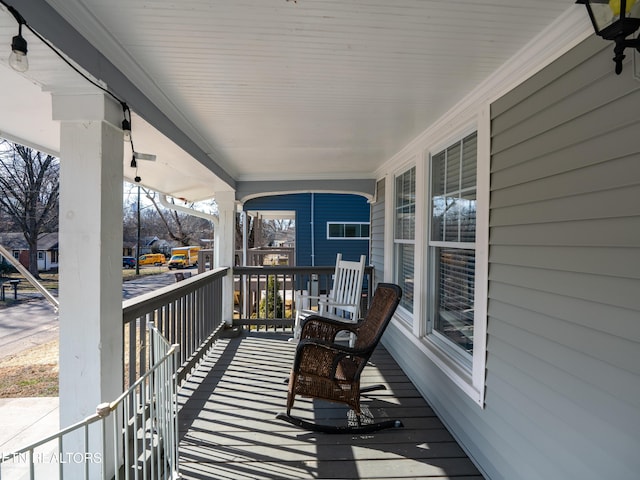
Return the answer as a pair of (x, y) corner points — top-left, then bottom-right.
(0, 326), (178, 480)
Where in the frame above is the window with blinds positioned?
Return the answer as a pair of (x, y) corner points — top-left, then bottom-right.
(394, 166), (415, 314)
(429, 132), (477, 357)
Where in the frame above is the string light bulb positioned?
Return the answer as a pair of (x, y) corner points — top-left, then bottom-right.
(121, 103), (132, 142)
(122, 118), (131, 142)
(8, 11), (28, 72)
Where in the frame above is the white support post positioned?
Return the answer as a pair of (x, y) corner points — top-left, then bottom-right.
(214, 190), (236, 324)
(52, 92), (123, 477)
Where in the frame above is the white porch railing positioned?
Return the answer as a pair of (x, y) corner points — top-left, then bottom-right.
(232, 265), (374, 331)
(123, 267), (229, 386)
(0, 322), (180, 480)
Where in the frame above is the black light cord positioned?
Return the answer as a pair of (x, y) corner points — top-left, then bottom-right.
(0, 0), (140, 179)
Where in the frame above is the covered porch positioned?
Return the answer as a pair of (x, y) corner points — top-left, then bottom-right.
(3, 1), (636, 479)
(122, 265), (483, 479)
(125, 265), (483, 477)
(178, 330), (481, 480)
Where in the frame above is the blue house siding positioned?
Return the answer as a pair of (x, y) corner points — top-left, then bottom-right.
(311, 193), (370, 265)
(243, 193), (370, 266)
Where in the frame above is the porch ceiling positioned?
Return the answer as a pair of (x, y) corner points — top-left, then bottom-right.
(0, 0), (578, 201)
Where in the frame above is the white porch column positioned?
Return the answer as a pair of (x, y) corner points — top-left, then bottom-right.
(214, 190), (236, 324)
(53, 92), (123, 472)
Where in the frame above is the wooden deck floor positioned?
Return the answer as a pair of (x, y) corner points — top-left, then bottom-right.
(177, 331), (483, 479)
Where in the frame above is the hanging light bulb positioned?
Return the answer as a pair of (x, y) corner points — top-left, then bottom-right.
(122, 118), (131, 142)
(121, 104), (132, 142)
(9, 23), (28, 72)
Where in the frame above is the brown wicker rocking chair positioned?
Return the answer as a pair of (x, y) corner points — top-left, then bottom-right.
(277, 283), (402, 433)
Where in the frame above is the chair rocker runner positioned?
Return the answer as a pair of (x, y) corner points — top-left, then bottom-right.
(292, 253), (366, 342)
(277, 283), (403, 434)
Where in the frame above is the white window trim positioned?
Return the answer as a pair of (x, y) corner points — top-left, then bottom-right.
(393, 164), (417, 319)
(326, 221), (370, 240)
(420, 108), (489, 408)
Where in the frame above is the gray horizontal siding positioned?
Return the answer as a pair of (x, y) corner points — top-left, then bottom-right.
(384, 34), (640, 480)
(371, 178), (385, 285)
(489, 245), (640, 279)
(486, 34), (640, 480)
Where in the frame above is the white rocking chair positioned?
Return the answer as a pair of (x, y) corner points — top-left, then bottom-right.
(292, 253), (366, 343)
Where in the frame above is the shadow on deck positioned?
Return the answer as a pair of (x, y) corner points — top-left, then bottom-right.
(177, 331), (483, 479)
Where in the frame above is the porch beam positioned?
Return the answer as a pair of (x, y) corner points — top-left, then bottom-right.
(235, 179), (376, 203)
(7, 0), (235, 190)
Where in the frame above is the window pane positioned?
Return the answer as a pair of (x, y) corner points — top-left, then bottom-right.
(329, 224), (343, 238)
(460, 191), (476, 242)
(461, 133), (477, 190)
(431, 195), (445, 242)
(445, 143), (461, 194)
(443, 196), (460, 242)
(433, 248), (475, 354)
(432, 152), (445, 196)
(395, 167), (416, 240)
(396, 243), (414, 313)
(431, 132), (477, 244)
(345, 224), (358, 237)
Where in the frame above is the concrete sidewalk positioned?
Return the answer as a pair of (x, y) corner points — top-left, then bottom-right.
(0, 397), (59, 454)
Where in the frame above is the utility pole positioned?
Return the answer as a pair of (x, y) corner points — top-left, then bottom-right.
(135, 184), (141, 275)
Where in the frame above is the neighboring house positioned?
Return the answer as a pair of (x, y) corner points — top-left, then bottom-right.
(123, 236), (172, 258)
(243, 193), (370, 266)
(140, 236), (172, 256)
(0, 232), (59, 271)
(122, 242), (136, 258)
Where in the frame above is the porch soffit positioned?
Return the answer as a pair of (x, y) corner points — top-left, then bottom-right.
(1, 0), (579, 202)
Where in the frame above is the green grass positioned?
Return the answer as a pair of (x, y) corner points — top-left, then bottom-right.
(0, 364), (59, 398)
(122, 265), (169, 280)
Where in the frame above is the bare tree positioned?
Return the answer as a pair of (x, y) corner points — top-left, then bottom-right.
(123, 183), (215, 248)
(143, 191), (196, 246)
(0, 141), (59, 277)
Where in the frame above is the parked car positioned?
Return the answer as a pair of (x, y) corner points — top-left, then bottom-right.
(138, 253), (166, 266)
(123, 256), (136, 269)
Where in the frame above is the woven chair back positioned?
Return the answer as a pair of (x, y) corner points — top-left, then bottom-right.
(353, 283), (402, 351)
